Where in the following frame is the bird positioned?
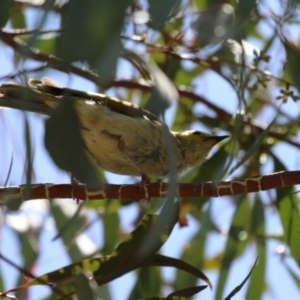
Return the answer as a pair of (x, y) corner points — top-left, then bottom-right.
(0, 77), (228, 182)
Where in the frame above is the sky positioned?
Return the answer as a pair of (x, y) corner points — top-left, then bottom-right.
(0, 1), (300, 300)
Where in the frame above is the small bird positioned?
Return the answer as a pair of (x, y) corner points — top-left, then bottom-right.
(0, 77), (228, 182)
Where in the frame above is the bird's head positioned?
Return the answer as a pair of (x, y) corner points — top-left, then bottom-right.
(174, 130), (229, 167)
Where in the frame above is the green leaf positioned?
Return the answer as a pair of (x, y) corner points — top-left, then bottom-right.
(174, 210), (210, 290)
(148, 0), (180, 28)
(52, 202), (84, 241)
(71, 273), (95, 300)
(284, 261), (300, 289)
(224, 256), (258, 300)
(143, 254), (211, 288)
(139, 63), (179, 261)
(44, 96), (101, 186)
(16, 34), (56, 56)
(34, 36), (56, 55)
(0, 0), (12, 27)
(145, 63), (179, 117)
(137, 196), (178, 261)
(246, 195), (266, 300)
(161, 55), (182, 81)
(118, 213), (176, 263)
(238, 0), (257, 19)
(10, 4), (26, 29)
(56, 0), (130, 84)
(6, 118), (33, 211)
(128, 267), (162, 300)
(94, 285), (112, 300)
(174, 66), (200, 87)
(215, 194), (251, 299)
(165, 285), (207, 299)
(273, 155), (300, 266)
(282, 39), (300, 95)
(276, 186), (300, 265)
(101, 209), (120, 255)
(17, 229), (39, 270)
(20, 214), (175, 289)
(50, 201), (87, 261)
(24, 117), (33, 188)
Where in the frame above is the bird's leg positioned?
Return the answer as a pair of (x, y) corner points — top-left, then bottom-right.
(117, 139), (149, 185)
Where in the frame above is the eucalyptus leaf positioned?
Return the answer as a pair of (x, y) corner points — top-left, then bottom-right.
(283, 39), (300, 95)
(145, 63), (179, 117)
(56, 0), (130, 84)
(44, 96), (101, 187)
(148, 0), (180, 28)
(224, 256), (259, 300)
(0, 0), (12, 27)
(71, 273), (95, 300)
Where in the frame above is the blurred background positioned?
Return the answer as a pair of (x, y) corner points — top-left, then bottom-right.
(0, 0), (300, 299)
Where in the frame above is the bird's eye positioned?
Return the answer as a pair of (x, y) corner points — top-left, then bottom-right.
(193, 131), (201, 135)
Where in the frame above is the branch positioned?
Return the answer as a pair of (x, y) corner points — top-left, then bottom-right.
(0, 170), (299, 203)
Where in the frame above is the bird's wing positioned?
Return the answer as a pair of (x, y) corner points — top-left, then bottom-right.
(30, 77), (161, 123)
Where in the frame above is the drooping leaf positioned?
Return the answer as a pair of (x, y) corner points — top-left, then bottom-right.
(223, 256), (258, 300)
(215, 194), (251, 299)
(0, 0), (12, 27)
(238, 0), (257, 20)
(3, 214), (176, 294)
(165, 285), (207, 299)
(128, 267), (162, 300)
(282, 38), (300, 95)
(44, 96), (101, 187)
(273, 155), (300, 266)
(56, 0), (130, 84)
(71, 273), (95, 300)
(276, 188), (300, 265)
(10, 3), (26, 29)
(145, 62), (179, 118)
(148, 0), (180, 28)
(143, 254), (211, 288)
(50, 200), (87, 261)
(174, 209), (211, 290)
(117, 213), (176, 264)
(246, 195), (266, 300)
(101, 209), (120, 255)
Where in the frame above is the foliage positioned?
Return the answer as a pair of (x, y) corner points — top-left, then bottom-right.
(0, 0), (300, 299)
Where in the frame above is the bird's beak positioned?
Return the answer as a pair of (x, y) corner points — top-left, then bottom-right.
(209, 135), (229, 144)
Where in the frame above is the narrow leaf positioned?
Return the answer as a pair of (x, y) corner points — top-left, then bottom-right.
(224, 256), (259, 300)
(282, 38), (300, 95)
(166, 285), (207, 299)
(142, 254), (212, 288)
(215, 195), (251, 299)
(71, 273), (94, 300)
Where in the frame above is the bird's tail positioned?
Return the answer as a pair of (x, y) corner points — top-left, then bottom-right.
(0, 78), (61, 116)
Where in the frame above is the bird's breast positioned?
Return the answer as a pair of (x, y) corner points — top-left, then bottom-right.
(74, 100), (170, 177)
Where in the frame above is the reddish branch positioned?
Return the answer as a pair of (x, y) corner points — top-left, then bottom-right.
(0, 171), (299, 203)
